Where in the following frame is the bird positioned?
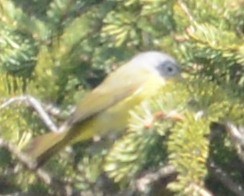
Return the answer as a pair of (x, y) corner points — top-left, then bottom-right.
(25, 51), (181, 167)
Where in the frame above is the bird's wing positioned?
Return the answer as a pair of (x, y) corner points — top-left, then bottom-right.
(67, 67), (146, 125)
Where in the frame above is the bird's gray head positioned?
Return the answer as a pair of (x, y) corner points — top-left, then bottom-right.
(130, 51), (180, 78)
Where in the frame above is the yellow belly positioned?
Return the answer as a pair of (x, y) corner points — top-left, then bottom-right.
(71, 76), (165, 144)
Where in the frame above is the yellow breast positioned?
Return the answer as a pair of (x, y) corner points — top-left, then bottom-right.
(71, 75), (165, 143)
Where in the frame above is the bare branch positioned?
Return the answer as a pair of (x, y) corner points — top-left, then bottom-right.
(0, 95), (58, 132)
(0, 96), (27, 109)
(135, 165), (177, 193)
(226, 122), (244, 164)
(226, 122), (244, 146)
(209, 161), (244, 196)
(26, 95), (58, 132)
(43, 103), (74, 121)
(188, 183), (213, 196)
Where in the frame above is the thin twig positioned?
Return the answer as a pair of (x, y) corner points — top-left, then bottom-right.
(0, 96), (27, 109)
(26, 95), (58, 132)
(178, 0), (196, 24)
(135, 165), (177, 193)
(226, 122), (244, 164)
(226, 122), (244, 146)
(44, 103), (74, 121)
(209, 161), (244, 196)
(135, 164), (213, 195)
(0, 95), (58, 132)
(188, 183), (213, 196)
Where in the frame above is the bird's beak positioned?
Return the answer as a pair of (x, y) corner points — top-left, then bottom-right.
(176, 65), (189, 82)
(175, 74), (184, 83)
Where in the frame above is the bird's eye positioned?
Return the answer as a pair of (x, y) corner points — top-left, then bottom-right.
(167, 66), (174, 72)
(165, 64), (177, 75)
(156, 60), (179, 77)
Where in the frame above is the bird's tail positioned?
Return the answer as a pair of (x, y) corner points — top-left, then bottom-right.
(25, 131), (68, 167)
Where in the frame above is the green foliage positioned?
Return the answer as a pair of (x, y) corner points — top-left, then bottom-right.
(168, 113), (210, 193)
(0, 0), (243, 195)
(0, 24), (37, 93)
(104, 118), (165, 184)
